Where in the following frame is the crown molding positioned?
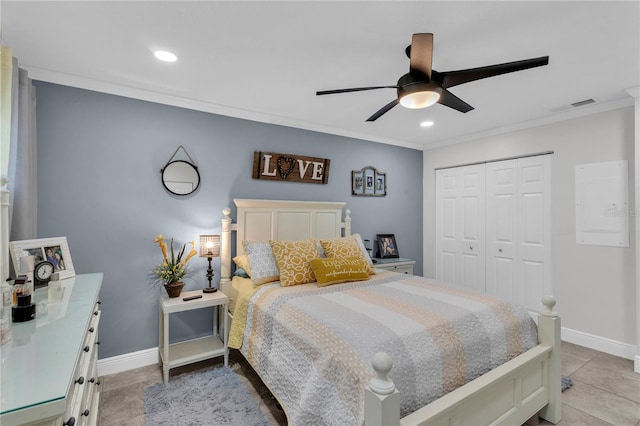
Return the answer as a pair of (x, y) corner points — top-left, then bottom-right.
(24, 65), (636, 153)
(23, 66), (424, 151)
(422, 96), (635, 150)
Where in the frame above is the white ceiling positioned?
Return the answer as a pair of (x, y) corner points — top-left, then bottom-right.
(2, 1), (638, 150)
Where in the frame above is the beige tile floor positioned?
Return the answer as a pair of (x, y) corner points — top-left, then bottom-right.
(98, 342), (639, 426)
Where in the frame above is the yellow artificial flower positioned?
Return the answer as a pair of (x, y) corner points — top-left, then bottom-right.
(152, 235), (198, 286)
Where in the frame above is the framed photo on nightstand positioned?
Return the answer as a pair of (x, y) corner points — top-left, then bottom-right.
(376, 234), (399, 259)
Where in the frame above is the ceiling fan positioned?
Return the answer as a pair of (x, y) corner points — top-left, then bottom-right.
(316, 33), (549, 122)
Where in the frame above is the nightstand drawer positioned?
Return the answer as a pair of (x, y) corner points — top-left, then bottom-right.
(373, 258), (416, 275)
(384, 265), (413, 274)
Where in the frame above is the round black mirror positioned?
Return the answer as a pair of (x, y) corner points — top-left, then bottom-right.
(161, 160), (200, 196)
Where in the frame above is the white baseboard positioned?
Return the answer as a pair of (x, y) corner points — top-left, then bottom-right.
(97, 347), (158, 377)
(560, 326), (637, 361)
(97, 327), (639, 376)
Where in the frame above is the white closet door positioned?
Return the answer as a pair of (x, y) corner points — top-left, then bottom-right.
(485, 160), (518, 301)
(436, 155), (551, 310)
(435, 164), (485, 291)
(517, 155), (552, 311)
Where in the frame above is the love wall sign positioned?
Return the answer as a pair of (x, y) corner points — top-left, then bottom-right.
(252, 151), (330, 184)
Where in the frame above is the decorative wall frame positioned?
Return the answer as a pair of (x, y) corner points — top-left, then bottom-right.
(352, 166), (386, 196)
(253, 151), (330, 184)
(376, 234), (399, 258)
(9, 237), (75, 280)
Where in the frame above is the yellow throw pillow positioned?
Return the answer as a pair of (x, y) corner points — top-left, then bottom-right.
(319, 234), (374, 274)
(232, 254), (252, 277)
(269, 239), (319, 287)
(310, 256), (371, 287)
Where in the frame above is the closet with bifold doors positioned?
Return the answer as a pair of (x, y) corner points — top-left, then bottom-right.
(435, 154), (551, 311)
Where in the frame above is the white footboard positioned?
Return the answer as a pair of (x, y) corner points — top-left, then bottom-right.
(365, 296), (562, 426)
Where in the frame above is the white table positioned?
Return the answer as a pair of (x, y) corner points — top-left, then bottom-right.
(158, 289), (228, 383)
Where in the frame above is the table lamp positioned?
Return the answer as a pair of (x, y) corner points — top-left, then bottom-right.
(199, 235), (220, 293)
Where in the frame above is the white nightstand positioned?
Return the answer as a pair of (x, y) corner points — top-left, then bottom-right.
(373, 258), (416, 275)
(158, 289), (228, 383)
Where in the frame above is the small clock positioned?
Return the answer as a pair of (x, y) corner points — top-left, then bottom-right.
(34, 260), (55, 287)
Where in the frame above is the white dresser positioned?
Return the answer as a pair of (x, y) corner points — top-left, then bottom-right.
(0, 273), (103, 426)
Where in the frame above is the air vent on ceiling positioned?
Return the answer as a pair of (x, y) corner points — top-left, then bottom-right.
(549, 98), (596, 113)
(571, 99), (595, 107)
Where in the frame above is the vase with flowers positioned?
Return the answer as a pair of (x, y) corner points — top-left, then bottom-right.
(152, 234), (197, 298)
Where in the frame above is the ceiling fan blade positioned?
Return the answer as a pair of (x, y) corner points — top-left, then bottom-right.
(366, 99), (399, 122)
(441, 56), (549, 88)
(438, 89), (474, 113)
(409, 33), (433, 80)
(316, 86), (397, 96)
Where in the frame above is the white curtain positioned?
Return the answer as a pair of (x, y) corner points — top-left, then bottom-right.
(7, 57), (37, 242)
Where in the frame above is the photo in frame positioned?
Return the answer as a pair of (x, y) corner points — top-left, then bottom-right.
(9, 237), (75, 280)
(351, 166), (386, 196)
(376, 234), (399, 258)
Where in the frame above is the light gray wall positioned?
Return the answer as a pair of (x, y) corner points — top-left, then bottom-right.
(34, 82), (423, 359)
(423, 107), (636, 347)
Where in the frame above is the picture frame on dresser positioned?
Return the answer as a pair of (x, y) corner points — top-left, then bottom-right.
(9, 236), (75, 280)
(376, 234), (399, 258)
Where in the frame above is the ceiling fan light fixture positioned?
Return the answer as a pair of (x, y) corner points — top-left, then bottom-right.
(399, 90), (441, 109)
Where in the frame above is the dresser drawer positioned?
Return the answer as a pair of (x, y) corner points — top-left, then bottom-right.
(64, 306), (100, 425)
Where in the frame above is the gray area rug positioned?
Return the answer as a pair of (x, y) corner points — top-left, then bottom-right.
(144, 366), (270, 426)
(561, 375), (573, 391)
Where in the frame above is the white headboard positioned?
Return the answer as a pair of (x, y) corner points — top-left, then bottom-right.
(220, 199), (351, 288)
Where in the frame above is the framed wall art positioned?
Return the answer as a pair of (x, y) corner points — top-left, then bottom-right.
(376, 234), (399, 259)
(352, 166), (386, 196)
(9, 236), (75, 280)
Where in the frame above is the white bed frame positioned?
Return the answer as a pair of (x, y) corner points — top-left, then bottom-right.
(220, 198), (561, 426)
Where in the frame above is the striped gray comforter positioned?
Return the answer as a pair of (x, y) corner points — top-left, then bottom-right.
(238, 271), (538, 425)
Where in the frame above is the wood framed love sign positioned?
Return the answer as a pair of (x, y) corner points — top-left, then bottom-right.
(252, 151), (331, 184)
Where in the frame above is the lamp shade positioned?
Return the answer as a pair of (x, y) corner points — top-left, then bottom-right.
(199, 235), (220, 258)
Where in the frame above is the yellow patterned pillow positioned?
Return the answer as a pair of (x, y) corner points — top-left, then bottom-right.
(269, 239), (319, 287)
(232, 254), (252, 277)
(309, 257), (370, 287)
(319, 234), (374, 274)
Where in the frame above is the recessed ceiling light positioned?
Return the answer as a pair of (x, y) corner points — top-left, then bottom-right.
(154, 50), (177, 62)
(420, 121), (434, 127)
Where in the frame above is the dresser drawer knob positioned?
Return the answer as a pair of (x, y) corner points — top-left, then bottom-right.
(93, 311), (99, 316)
(81, 409), (90, 417)
(89, 377), (96, 383)
(63, 417), (76, 426)
(75, 376), (85, 385)
(83, 346), (90, 352)
(97, 300), (101, 304)
(88, 327), (95, 333)
(96, 341), (101, 345)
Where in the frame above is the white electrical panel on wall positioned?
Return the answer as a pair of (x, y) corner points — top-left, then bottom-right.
(575, 160), (629, 247)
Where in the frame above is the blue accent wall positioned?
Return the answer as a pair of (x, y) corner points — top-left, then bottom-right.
(34, 81), (423, 358)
